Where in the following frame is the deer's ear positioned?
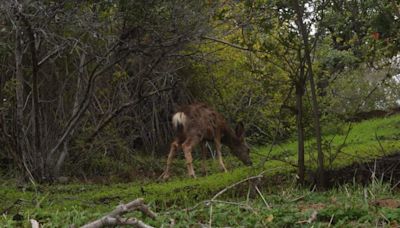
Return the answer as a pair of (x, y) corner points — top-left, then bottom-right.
(235, 122), (245, 138)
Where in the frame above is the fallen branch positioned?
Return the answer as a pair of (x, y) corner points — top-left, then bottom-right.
(255, 185), (271, 209)
(210, 171), (265, 201)
(296, 210), (318, 224)
(208, 172), (265, 227)
(81, 198), (156, 228)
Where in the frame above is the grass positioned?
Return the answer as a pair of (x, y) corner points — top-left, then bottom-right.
(150, 179), (400, 227)
(253, 114), (400, 169)
(4, 176), (399, 227)
(1, 115), (400, 227)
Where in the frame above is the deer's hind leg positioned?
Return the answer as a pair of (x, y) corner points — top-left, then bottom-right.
(160, 139), (180, 180)
(214, 136), (228, 173)
(182, 137), (200, 178)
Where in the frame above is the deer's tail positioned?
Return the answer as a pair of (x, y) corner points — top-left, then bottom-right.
(172, 112), (187, 132)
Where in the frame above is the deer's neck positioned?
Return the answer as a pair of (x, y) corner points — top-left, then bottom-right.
(221, 127), (240, 149)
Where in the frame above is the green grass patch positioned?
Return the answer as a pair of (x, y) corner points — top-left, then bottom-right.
(1, 115), (400, 227)
(254, 114), (400, 169)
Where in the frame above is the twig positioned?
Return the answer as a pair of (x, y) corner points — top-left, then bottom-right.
(328, 214), (335, 227)
(379, 211), (390, 224)
(246, 184), (251, 205)
(375, 131), (386, 156)
(163, 172), (271, 218)
(208, 204), (213, 228)
(260, 85), (295, 167)
(289, 185), (316, 202)
(211, 172), (265, 201)
(289, 195), (306, 202)
(212, 200), (252, 208)
(201, 36), (252, 52)
(390, 179), (400, 191)
(254, 185), (270, 209)
(206, 172), (265, 227)
(296, 210), (318, 224)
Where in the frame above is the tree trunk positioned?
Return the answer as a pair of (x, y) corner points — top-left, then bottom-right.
(293, 0), (327, 189)
(295, 81), (305, 185)
(14, 22), (28, 178)
(54, 53), (85, 177)
(24, 17), (43, 180)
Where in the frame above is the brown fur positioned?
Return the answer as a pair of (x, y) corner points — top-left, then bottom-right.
(160, 103), (252, 179)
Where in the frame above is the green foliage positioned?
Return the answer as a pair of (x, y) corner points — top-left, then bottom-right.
(187, 19), (295, 144)
(321, 67), (400, 117)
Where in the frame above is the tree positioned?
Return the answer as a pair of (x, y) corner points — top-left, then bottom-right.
(291, 0), (327, 188)
(0, 0), (213, 181)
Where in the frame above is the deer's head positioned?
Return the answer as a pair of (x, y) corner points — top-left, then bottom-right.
(231, 122), (252, 166)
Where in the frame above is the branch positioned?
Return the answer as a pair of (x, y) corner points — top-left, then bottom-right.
(46, 51), (130, 164)
(81, 198), (156, 228)
(211, 172), (265, 201)
(38, 43), (67, 67)
(83, 217), (153, 228)
(87, 87), (174, 142)
(201, 36), (252, 52)
(259, 84), (295, 166)
(16, 2), (42, 168)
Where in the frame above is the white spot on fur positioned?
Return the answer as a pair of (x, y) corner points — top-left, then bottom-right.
(172, 112), (187, 129)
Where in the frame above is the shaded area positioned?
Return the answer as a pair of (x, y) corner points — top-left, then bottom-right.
(328, 152), (400, 187)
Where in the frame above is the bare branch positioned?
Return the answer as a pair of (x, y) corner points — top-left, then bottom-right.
(81, 198), (156, 228)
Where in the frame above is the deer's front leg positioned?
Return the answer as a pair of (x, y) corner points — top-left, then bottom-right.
(160, 140), (179, 180)
(182, 139), (197, 178)
(200, 142), (208, 176)
(214, 138), (227, 173)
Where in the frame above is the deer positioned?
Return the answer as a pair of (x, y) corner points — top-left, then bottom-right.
(160, 103), (252, 180)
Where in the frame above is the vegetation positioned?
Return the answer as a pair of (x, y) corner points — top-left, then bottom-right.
(1, 114), (400, 226)
(0, 0), (399, 227)
(4, 177), (400, 227)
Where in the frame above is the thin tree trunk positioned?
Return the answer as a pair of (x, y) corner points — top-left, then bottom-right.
(295, 82), (305, 185)
(293, 0), (326, 188)
(23, 17), (43, 180)
(54, 54), (85, 177)
(14, 23), (27, 175)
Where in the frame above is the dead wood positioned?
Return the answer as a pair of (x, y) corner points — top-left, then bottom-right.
(80, 198), (156, 228)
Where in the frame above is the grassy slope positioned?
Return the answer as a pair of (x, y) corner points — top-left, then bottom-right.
(1, 115), (400, 227)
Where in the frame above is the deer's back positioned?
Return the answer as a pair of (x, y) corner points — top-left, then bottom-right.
(175, 103), (227, 141)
